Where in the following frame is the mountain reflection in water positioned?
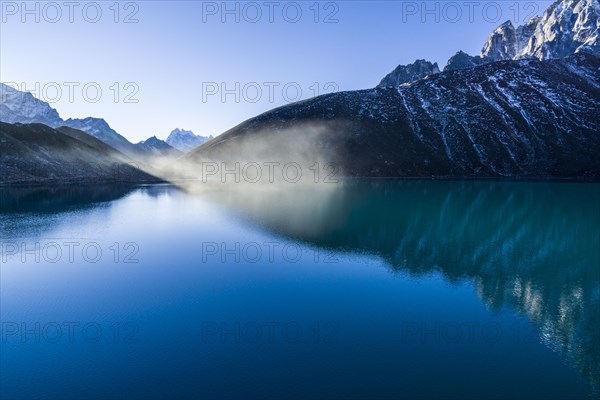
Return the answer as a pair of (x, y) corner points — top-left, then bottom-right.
(186, 179), (600, 390)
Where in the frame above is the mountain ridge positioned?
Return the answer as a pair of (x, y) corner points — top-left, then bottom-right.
(0, 83), (182, 160)
(387, 0), (600, 77)
(184, 53), (600, 180)
(446, 0), (600, 71)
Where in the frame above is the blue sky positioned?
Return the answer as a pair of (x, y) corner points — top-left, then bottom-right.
(0, 1), (552, 142)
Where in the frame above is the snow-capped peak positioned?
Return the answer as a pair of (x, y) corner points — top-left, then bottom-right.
(0, 82), (63, 126)
(518, 0), (600, 59)
(481, 20), (519, 60)
(480, 0), (599, 61)
(445, 0), (599, 72)
(166, 128), (213, 152)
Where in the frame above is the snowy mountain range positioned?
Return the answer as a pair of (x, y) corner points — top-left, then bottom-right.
(0, 83), (190, 160)
(515, 0), (599, 59)
(0, 83), (63, 127)
(376, 0), (600, 84)
(166, 128), (213, 152)
(445, 0), (600, 71)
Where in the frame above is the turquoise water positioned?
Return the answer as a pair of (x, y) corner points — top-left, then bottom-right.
(1, 180), (598, 399)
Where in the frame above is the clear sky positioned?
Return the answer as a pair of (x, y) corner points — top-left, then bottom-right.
(0, 0), (552, 142)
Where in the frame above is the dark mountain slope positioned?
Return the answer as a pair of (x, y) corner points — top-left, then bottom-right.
(0, 122), (161, 184)
(185, 54), (600, 180)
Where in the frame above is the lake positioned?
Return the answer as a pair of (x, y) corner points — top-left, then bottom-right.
(1, 180), (599, 399)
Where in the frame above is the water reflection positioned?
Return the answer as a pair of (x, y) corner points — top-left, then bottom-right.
(0, 184), (178, 239)
(186, 179), (600, 389)
(1, 180), (598, 394)
(0, 184), (139, 214)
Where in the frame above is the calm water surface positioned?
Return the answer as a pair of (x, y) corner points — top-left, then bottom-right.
(0, 180), (599, 399)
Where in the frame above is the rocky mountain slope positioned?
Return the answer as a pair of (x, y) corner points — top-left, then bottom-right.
(186, 53), (600, 179)
(378, 60), (440, 88)
(446, 0), (600, 71)
(517, 0), (599, 59)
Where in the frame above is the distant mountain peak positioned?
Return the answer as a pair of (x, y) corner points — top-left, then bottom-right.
(1, 84), (158, 160)
(166, 128), (212, 152)
(144, 135), (159, 142)
(377, 59), (440, 88)
(444, 51), (486, 71)
(481, 20), (519, 60)
(136, 135), (182, 157)
(0, 82), (63, 127)
(59, 117), (144, 158)
(64, 116), (110, 128)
